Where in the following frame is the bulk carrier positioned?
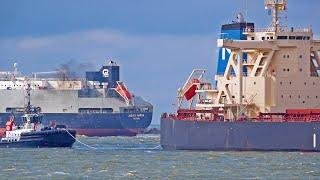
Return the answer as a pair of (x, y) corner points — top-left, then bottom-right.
(161, 0), (320, 151)
(0, 61), (153, 136)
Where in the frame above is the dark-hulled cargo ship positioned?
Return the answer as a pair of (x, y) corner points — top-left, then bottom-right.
(0, 61), (153, 136)
(161, 0), (320, 151)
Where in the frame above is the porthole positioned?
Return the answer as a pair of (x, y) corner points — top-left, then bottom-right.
(316, 96), (318, 99)
(287, 69), (290, 72)
(254, 82), (256, 85)
(298, 95), (301, 98)
(313, 82), (315, 85)
(283, 55), (286, 58)
(303, 101), (305, 104)
(300, 55), (303, 58)
(289, 82), (292, 85)
(280, 82), (283, 85)
(287, 55), (290, 58)
(289, 95), (292, 98)
(281, 95), (284, 98)
(283, 69), (286, 71)
(304, 82), (307, 85)
(300, 68), (303, 72)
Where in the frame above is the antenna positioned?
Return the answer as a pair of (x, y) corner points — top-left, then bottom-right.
(25, 83), (32, 114)
(264, 0), (287, 33)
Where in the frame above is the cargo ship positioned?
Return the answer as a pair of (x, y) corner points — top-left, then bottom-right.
(0, 61), (153, 136)
(161, 0), (320, 151)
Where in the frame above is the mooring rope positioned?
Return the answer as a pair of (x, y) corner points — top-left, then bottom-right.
(63, 129), (97, 150)
(63, 128), (161, 150)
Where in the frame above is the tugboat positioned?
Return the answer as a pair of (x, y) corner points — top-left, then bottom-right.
(0, 83), (76, 148)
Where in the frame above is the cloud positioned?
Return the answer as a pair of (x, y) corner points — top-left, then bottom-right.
(0, 29), (217, 124)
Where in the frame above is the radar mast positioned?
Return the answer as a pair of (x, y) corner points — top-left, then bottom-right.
(264, 0), (287, 33)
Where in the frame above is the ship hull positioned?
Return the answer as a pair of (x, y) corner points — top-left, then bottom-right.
(0, 112), (152, 137)
(0, 129), (76, 148)
(161, 118), (320, 151)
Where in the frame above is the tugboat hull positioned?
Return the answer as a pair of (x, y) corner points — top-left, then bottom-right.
(0, 129), (76, 148)
(161, 118), (320, 151)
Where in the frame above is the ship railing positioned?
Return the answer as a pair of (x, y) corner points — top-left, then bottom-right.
(257, 112), (320, 122)
(243, 27), (312, 33)
(162, 109), (224, 122)
(215, 72), (248, 77)
(30, 77), (85, 81)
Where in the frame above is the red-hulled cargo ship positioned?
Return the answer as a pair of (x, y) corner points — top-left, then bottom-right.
(160, 0), (320, 151)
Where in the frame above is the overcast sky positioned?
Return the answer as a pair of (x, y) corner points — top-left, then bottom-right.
(0, 0), (319, 124)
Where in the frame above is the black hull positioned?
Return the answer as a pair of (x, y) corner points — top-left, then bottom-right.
(0, 129), (76, 148)
(161, 118), (320, 152)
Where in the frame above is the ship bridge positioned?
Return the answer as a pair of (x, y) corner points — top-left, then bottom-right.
(176, 0), (320, 120)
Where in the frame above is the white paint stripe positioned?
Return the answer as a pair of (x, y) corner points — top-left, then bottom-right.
(313, 133), (316, 148)
(222, 48), (226, 60)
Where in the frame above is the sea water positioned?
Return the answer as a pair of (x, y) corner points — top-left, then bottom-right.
(0, 134), (320, 179)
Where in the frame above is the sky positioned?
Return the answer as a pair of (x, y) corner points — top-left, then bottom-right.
(0, 0), (319, 124)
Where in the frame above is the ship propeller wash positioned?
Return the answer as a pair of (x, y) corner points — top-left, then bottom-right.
(161, 0), (320, 151)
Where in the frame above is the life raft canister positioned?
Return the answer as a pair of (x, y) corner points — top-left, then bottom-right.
(5, 120), (14, 131)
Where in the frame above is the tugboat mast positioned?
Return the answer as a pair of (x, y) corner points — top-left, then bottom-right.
(264, 0), (287, 33)
(25, 83), (32, 114)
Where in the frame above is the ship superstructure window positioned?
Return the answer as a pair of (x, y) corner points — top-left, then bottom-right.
(6, 107), (24, 113)
(78, 108), (101, 114)
(277, 36), (288, 40)
(289, 36), (295, 40)
(102, 108), (113, 113)
(296, 36), (303, 40)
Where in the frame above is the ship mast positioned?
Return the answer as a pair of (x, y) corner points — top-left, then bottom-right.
(264, 0), (287, 33)
(25, 83), (32, 114)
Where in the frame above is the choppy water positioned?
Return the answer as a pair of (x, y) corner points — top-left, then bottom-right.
(1, 134), (320, 179)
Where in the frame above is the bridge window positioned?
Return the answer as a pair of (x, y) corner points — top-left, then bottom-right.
(277, 36), (288, 40)
(296, 36), (303, 40)
(78, 108), (101, 114)
(289, 36), (295, 40)
(102, 108), (113, 113)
